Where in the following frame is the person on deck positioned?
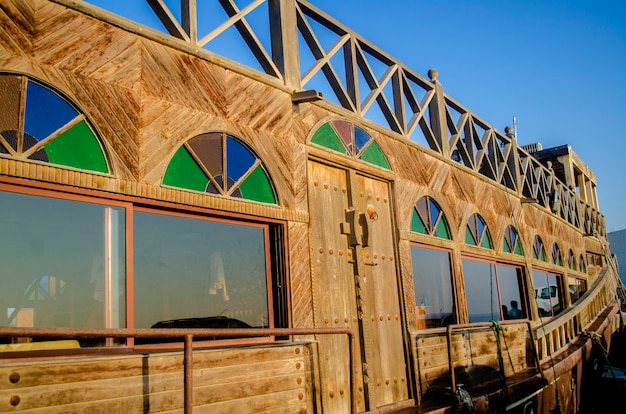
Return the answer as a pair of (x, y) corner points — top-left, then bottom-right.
(507, 300), (522, 319)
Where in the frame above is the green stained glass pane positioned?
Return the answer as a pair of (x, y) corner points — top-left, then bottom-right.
(411, 209), (426, 234)
(360, 141), (390, 169)
(481, 230), (493, 249)
(163, 146), (209, 191)
(238, 164), (276, 204)
(466, 227), (476, 245)
(434, 217), (451, 240)
(514, 241), (524, 256)
(44, 120), (108, 173)
(310, 122), (347, 154)
(503, 238), (512, 253)
(541, 249), (547, 262)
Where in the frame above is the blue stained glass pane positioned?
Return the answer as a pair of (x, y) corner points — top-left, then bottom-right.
(429, 199), (439, 229)
(510, 228), (517, 247)
(477, 216), (485, 238)
(24, 81), (78, 141)
(226, 137), (255, 181)
(354, 127), (369, 151)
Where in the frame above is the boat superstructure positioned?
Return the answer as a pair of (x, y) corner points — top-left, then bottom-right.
(0, 1), (623, 413)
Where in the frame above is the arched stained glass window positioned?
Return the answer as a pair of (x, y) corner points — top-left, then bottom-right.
(411, 196), (451, 240)
(0, 73), (109, 173)
(533, 235), (547, 262)
(579, 254), (587, 274)
(552, 243), (563, 266)
(568, 249), (577, 270)
(310, 119), (390, 169)
(503, 225), (523, 256)
(163, 132), (277, 204)
(466, 213), (492, 249)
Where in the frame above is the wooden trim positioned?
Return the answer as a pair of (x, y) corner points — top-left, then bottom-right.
(0, 162), (305, 223)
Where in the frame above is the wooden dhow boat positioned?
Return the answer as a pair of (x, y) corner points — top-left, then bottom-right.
(0, 1), (624, 413)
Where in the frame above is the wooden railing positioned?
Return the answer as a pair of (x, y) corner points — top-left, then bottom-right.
(414, 263), (621, 407)
(534, 266), (615, 361)
(51, 0), (605, 235)
(414, 319), (538, 407)
(0, 326), (357, 414)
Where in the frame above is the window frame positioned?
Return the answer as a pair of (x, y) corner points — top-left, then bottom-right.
(532, 267), (566, 319)
(131, 205), (275, 345)
(461, 254), (529, 323)
(409, 242), (457, 329)
(567, 275), (587, 305)
(0, 178), (289, 353)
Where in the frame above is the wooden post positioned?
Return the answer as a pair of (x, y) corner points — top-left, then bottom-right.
(184, 334), (193, 414)
(427, 69), (450, 157)
(269, 0), (301, 90)
(505, 126), (522, 194)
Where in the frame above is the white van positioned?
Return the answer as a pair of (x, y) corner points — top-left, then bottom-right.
(535, 285), (560, 316)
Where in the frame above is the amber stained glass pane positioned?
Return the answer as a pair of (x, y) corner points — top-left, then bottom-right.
(0, 74), (21, 140)
(188, 133), (223, 178)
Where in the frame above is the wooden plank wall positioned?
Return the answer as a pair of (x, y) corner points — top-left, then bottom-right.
(0, 0), (308, 220)
(0, 0), (598, 333)
(0, 343), (318, 413)
(415, 324), (529, 398)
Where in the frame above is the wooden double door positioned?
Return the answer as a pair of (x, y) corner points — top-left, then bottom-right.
(308, 160), (409, 412)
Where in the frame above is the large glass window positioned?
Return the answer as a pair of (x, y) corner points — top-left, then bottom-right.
(0, 186), (285, 351)
(0, 188), (126, 347)
(133, 210), (272, 333)
(533, 269), (564, 318)
(463, 258), (526, 323)
(411, 245), (455, 328)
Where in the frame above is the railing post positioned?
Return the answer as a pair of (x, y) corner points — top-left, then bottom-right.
(505, 126), (522, 194)
(427, 69), (450, 157)
(446, 325), (456, 396)
(184, 334), (194, 414)
(269, 0), (301, 90)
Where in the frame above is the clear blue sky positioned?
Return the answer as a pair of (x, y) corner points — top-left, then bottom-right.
(87, 0), (626, 231)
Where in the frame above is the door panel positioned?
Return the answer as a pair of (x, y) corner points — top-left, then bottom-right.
(308, 161), (408, 412)
(308, 161), (366, 413)
(354, 174), (408, 406)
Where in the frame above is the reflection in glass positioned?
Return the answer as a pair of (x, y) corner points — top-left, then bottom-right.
(133, 211), (270, 338)
(463, 259), (500, 322)
(533, 270), (564, 319)
(0, 190), (126, 347)
(463, 259), (525, 322)
(498, 265), (525, 320)
(411, 246), (455, 328)
(568, 277), (586, 304)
